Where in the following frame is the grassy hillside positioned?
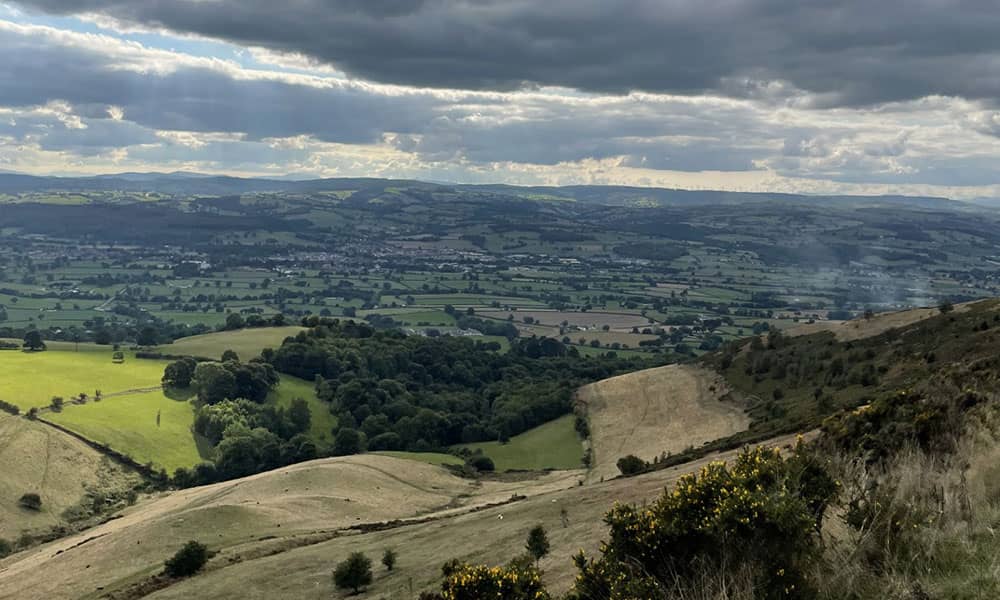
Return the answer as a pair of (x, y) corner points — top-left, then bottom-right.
(0, 454), (589, 599)
(704, 298), (1000, 442)
(0, 414), (141, 542)
(458, 414), (583, 471)
(0, 349), (169, 410)
(577, 364), (749, 481)
(156, 326), (306, 360)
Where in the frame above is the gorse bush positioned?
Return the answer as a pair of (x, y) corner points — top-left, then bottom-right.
(571, 445), (836, 600)
(423, 561), (550, 600)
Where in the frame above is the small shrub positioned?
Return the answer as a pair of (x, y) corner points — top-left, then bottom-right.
(333, 552), (373, 594)
(18, 493), (42, 511)
(467, 455), (495, 472)
(164, 540), (209, 578)
(382, 548), (397, 571)
(50, 397), (64, 411)
(0, 538), (12, 558)
(615, 454), (646, 476)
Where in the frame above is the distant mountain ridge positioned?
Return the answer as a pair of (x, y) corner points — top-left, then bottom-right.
(0, 171), (970, 210)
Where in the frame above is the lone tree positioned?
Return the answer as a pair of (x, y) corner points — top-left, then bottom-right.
(23, 330), (45, 351)
(333, 552), (373, 594)
(526, 525), (550, 566)
(18, 493), (42, 511)
(381, 548), (397, 571)
(164, 541), (209, 578)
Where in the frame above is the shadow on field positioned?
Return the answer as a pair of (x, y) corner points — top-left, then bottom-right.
(164, 386), (196, 401)
(193, 431), (215, 461)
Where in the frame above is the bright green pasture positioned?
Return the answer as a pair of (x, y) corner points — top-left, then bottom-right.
(457, 415), (582, 471)
(0, 349), (170, 410)
(46, 389), (206, 474)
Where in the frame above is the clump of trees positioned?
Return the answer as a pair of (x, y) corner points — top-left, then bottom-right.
(167, 355), (315, 486)
(162, 357), (198, 388)
(177, 397), (314, 485)
(164, 540), (209, 578)
(265, 319), (646, 454)
(191, 360), (278, 405)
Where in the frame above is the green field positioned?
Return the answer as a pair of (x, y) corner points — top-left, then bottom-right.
(0, 349), (170, 410)
(46, 389), (206, 473)
(156, 326), (306, 360)
(45, 375), (328, 474)
(458, 414), (583, 471)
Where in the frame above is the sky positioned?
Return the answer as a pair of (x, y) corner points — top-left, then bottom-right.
(1, 0), (999, 199)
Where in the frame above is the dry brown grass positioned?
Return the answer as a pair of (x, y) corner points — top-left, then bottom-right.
(0, 455), (576, 599)
(817, 431), (1000, 600)
(0, 414), (140, 541)
(787, 301), (983, 341)
(577, 364), (749, 482)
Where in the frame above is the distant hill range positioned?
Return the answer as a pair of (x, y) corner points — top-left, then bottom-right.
(0, 171), (981, 210)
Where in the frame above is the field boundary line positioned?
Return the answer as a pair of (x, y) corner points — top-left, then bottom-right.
(34, 417), (161, 479)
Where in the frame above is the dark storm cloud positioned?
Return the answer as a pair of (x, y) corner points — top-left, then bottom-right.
(13, 0), (1000, 106)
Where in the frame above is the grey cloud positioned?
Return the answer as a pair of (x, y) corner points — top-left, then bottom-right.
(0, 24), (441, 144)
(13, 0), (1000, 106)
(0, 24), (777, 172)
(0, 108), (159, 155)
